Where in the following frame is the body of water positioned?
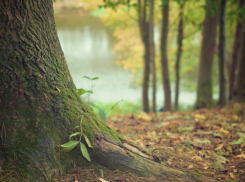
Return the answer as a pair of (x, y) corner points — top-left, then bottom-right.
(54, 9), (200, 109)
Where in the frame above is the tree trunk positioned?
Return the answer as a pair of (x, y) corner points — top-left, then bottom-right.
(138, 0), (150, 113)
(195, 0), (219, 109)
(160, 1), (172, 111)
(217, 0), (226, 106)
(0, 0), (185, 181)
(233, 22), (245, 102)
(174, 3), (184, 111)
(229, 0), (244, 102)
(149, 0), (156, 113)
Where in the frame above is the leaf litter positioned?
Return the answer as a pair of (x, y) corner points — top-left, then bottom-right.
(51, 103), (245, 181)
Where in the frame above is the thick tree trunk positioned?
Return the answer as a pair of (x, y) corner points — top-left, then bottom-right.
(196, 0), (219, 109)
(217, 0), (227, 106)
(233, 24), (245, 102)
(0, 0), (185, 181)
(174, 3), (184, 111)
(229, 0), (244, 102)
(149, 0), (156, 113)
(160, 2), (172, 111)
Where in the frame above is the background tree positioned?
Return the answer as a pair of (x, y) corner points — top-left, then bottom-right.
(149, 0), (156, 112)
(160, 0), (172, 111)
(217, 0), (227, 105)
(233, 13), (245, 102)
(174, 0), (185, 111)
(0, 0), (185, 180)
(229, 0), (244, 102)
(196, 0), (219, 109)
(138, 0), (151, 112)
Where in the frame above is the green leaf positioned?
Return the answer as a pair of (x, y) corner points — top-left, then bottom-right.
(83, 76), (91, 80)
(90, 103), (97, 108)
(72, 126), (80, 131)
(59, 140), (79, 152)
(77, 89), (93, 96)
(77, 88), (87, 96)
(231, 137), (244, 145)
(83, 134), (93, 149)
(92, 77), (99, 80)
(99, 108), (106, 122)
(69, 132), (81, 140)
(87, 90), (93, 94)
(80, 142), (91, 162)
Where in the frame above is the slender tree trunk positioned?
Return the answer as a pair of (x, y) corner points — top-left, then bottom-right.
(196, 0), (219, 109)
(149, 0), (156, 113)
(138, 0), (150, 113)
(174, 3), (184, 111)
(233, 21), (245, 102)
(160, 1), (172, 111)
(0, 0), (186, 181)
(217, 0), (227, 105)
(229, 0), (244, 102)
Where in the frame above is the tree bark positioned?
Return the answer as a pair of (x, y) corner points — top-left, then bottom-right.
(0, 0), (185, 181)
(196, 0), (219, 109)
(149, 0), (156, 113)
(233, 22), (245, 102)
(229, 0), (244, 102)
(174, 3), (184, 111)
(160, 1), (172, 111)
(217, 0), (226, 106)
(138, 0), (150, 113)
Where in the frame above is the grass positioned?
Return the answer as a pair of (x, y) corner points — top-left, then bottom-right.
(88, 100), (194, 117)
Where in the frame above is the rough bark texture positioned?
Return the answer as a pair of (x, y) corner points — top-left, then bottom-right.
(196, 0), (218, 109)
(0, 0), (185, 181)
(229, 0), (244, 102)
(160, 2), (172, 111)
(217, 0), (226, 106)
(233, 25), (245, 102)
(138, 0), (150, 113)
(149, 0), (156, 113)
(174, 3), (184, 111)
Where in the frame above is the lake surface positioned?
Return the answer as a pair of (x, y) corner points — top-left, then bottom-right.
(54, 9), (198, 109)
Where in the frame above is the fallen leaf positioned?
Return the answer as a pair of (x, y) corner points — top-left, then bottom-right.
(213, 154), (229, 164)
(187, 165), (193, 169)
(231, 137), (244, 145)
(194, 138), (211, 144)
(230, 173), (235, 179)
(98, 177), (108, 182)
(212, 161), (225, 172)
(192, 156), (203, 161)
(195, 114), (206, 120)
(215, 143), (224, 151)
(138, 112), (151, 121)
(220, 128), (229, 134)
(235, 152), (245, 159)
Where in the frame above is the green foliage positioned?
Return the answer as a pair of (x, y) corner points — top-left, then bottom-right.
(90, 103), (107, 122)
(77, 76), (107, 122)
(57, 119), (93, 162)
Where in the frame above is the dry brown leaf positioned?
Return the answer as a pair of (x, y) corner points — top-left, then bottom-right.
(187, 165), (193, 169)
(220, 127), (229, 134)
(195, 114), (206, 120)
(230, 173), (235, 179)
(215, 143), (224, 151)
(98, 177), (108, 182)
(235, 152), (245, 159)
(192, 156), (203, 161)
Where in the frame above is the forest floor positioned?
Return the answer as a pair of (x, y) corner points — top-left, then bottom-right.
(54, 103), (245, 182)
